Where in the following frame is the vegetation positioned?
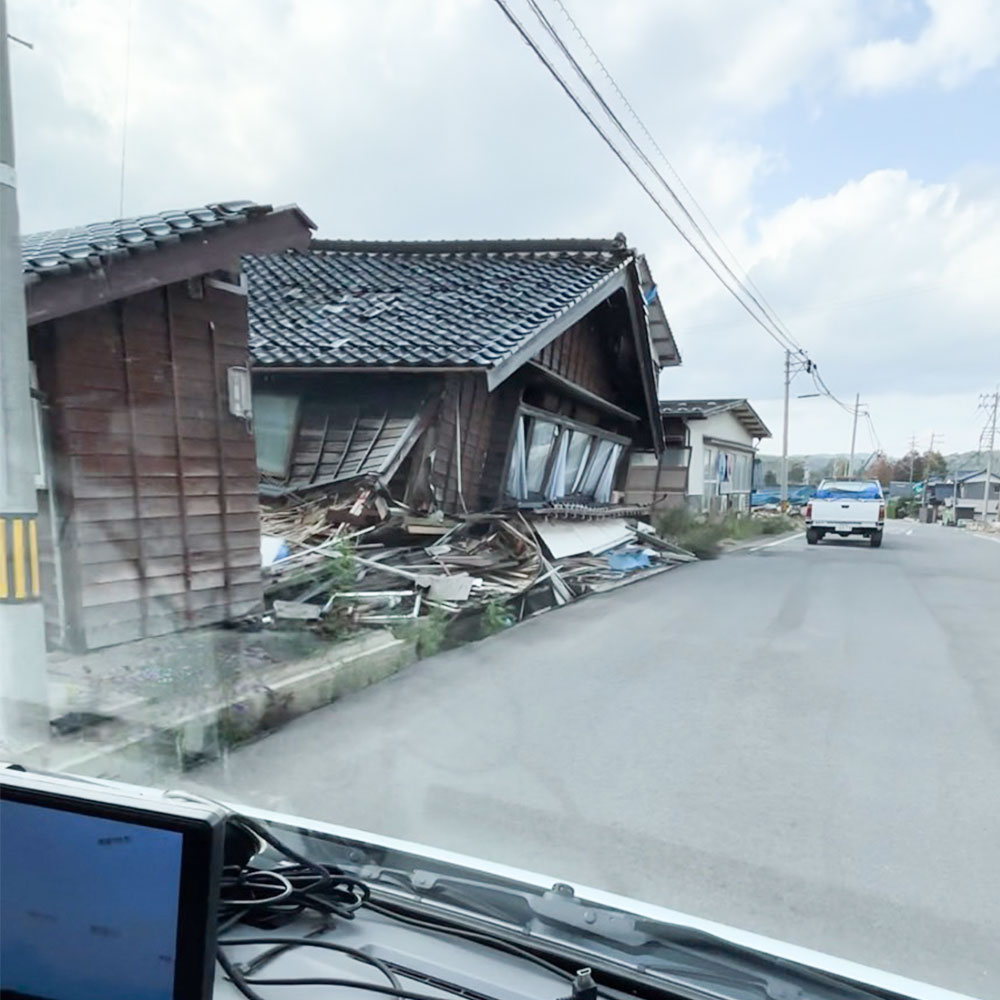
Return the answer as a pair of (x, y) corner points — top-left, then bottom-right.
(656, 508), (798, 559)
(481, 596), (514, 637)
(395, 607), (450, 658)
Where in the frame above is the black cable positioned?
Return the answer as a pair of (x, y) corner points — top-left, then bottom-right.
(240, 976), (487, 1000)
(217, 816), (595, 999)
(491, 0), (801, 358)
(217, 946), (269, 1000)
(524, 0), (803, 356)
(219, 935), (401, 989)
(366, 899), (575, 985)
(549, 0), (796, 351)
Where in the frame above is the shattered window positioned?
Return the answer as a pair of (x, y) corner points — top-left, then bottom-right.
(253, 392), (301, 478)
(564, 430), (592, 493)
(525, 418), (559, 494)
(579, 439), (616, 497)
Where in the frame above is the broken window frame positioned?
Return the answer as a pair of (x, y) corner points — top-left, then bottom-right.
(505, 404), (630, 505)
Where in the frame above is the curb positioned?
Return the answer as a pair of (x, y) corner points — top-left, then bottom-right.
(720, 529), (804, 554)
(24, 630), (417, 782)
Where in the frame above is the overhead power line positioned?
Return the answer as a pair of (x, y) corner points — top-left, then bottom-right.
(522, 0), (803, 356)
(491, 0), (805, 359)
(495, 0), (866, 429)
(547, 0), (799, 352)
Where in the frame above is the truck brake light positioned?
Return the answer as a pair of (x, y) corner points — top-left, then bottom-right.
(805, 503), (812, 519)
(878, 504), (885, 521)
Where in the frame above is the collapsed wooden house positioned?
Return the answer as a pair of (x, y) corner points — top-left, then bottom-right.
(244, 237), (680, 517)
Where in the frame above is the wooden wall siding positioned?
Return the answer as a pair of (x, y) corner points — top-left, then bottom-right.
(35, 280), (263, 651)
(286, 380), (431, 489)
(532, 316), (617, 402)
(430, 374), (498, 514)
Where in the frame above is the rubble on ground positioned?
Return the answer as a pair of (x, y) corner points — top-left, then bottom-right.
(258, 486), (695, 632)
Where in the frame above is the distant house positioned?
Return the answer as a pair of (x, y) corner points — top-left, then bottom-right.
(22, 201), (314, 650)
(629, 399), (771, 513)
(244, 236), (680, 515)
(952, 469), (1000, 521)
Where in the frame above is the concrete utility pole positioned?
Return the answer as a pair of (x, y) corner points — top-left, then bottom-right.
(780, 349), (791, 507)
(848, 393), (860, 477)
(983, 389), (998, 523)
(908, 433), (917, 484)
(0, 0), (49, 753)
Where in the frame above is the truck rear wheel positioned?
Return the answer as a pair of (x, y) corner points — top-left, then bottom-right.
(870, 530), (883, 548)
(807, 528), (820, 545)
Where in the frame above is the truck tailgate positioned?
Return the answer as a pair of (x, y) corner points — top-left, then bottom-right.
(811, 499), (879, 526)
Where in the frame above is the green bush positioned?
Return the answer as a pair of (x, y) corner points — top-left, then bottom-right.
(655, 505), (695, 538)
(395, 607), (450, 658)
(679, 523), (727, 559)
(759, 515), (796, 535)
(481, 597), (514, 637)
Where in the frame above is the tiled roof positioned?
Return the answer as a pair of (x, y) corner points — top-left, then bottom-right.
(660, 398), (771, 438)
(21, 201), (273, 279)
(246, 239), (633, 369)
(659, 398), (742, 417)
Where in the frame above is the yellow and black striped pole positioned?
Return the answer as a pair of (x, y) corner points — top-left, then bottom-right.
(0, 514), (41, 602)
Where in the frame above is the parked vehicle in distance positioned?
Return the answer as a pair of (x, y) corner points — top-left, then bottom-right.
(805, 479), (885, 547)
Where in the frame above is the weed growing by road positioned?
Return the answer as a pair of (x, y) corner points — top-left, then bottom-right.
(482, 597), (514, 637)
(396, 607), (450, 658)
(657, 508), (797, 557)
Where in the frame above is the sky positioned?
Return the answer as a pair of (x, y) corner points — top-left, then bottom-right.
(8, 0), (1000, 458)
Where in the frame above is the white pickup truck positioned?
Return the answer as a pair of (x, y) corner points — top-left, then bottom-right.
(805, 479), (885, 548)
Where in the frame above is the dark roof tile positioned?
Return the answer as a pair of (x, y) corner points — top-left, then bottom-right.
(246, 241), (631, 370)
(21, 201), (272, 278)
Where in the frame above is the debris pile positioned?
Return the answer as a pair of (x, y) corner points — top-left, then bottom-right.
(259, 490), (696, 631)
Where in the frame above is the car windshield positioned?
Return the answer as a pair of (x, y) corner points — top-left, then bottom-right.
(2, 3), (999, 1000)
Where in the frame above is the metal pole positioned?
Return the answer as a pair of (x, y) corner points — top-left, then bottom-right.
(780, 349), (790, 508)
(0, 0), (49, 753)
(848, 393), (859, 477)
(983, 389), (998, 523)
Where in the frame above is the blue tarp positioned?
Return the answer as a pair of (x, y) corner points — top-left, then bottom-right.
(607, 550), (652, 572)
(814, 483), (882, 500)
(751, 486), (815, 506)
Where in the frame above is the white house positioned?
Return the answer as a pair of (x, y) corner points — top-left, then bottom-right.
(657, 399), (771, 513)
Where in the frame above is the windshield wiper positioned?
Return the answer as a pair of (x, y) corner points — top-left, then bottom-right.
(357, 867), (890, 1000)
(249, 818), (915, 1000)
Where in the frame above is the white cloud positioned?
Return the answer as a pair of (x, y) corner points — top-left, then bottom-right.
(8, 0), (999, 458)
(844, 0), (1000, 92)
(662, 167), (1000, 454)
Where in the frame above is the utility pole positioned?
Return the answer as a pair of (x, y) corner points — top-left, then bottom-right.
(982, 389), (998, 523)
(848, 393), (860, 477)
(0, 0), (49, 753)
(918, 431), (937, 522)
(780, 349), (790, 508)
(908, 433), (917, 484)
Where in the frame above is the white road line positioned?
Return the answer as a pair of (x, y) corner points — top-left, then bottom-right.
(905, 529), (913, 536)
(968, 531), (1000, 546)
(745, 532), (803, 554)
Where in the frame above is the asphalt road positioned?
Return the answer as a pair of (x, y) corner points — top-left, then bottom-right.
(194, 522), (1000, 997)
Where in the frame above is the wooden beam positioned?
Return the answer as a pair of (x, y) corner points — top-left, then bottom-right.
(308, 414), (330, 484)
(525, 361), (641, 422)
(116, 300), (149, 638)
(330, 409), (360, 481)
(164, 287), (194, 624)
(355, 409), (390, 475)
